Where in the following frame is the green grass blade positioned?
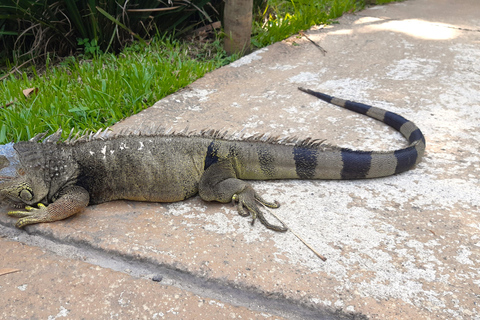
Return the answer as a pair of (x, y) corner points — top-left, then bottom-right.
(63, 0), (89, 38)
(95, 6), (146, 44)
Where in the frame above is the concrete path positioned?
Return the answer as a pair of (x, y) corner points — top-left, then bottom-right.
(1, 0), (479, 319)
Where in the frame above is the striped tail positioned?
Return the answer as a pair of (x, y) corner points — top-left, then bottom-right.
(298, 87), (426, 179)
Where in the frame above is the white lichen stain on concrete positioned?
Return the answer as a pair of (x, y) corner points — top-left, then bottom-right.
(47, 306), (69, 320)
(203, 206), (270, 244)
(455, 246), (474, 265)
(117, 291), (131, 307)
(288, 72), (321, 83)
(201, 212), (237, 234)
(399, 39), (414, 50)
(179, 89), (215, 103)
(326, 116), (339, 124)
(229, 48), (268, 68)
(282, 106), (299, 114)
(187, 105), (203, 112)
(17, 284), (27, 291)
(386, 58), (441, 80)
(310, 78), (377, 101)
(359, 175), (480, 212)
(162, 200), (267, 243)
(268, 63), (297, 71)
(208, 300), (225, 307)
(242, 115), (264, 129)
(165, 202), (206, 218)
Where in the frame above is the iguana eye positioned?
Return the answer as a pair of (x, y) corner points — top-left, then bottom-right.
(19, 189), (33, 201)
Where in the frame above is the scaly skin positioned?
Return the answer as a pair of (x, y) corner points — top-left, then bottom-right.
(0, 88), (426, 231)
(7, 186), (89, 228)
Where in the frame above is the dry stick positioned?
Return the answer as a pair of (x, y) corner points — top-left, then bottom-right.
(0, 101), (15, 109)
(265, 207), (327, 262)
(0, 268), (21, 277)
(127, 6), (181, 12)
(299, 31), (327, 56)
(0, 58), (36, 82)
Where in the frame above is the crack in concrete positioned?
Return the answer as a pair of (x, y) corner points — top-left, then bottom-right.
(0, 223), (366, 320)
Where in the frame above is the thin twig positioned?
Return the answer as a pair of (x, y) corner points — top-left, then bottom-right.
(0, 58), (35, 82)
(127, 6), (181, 12)
(0, 101), (15, 109)
(266, 207), (327, 262)
(299, 30), (327, 56)
(0, 268), (21, 276)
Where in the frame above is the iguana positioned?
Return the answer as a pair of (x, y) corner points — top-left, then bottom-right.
(0, 88), (425, 231)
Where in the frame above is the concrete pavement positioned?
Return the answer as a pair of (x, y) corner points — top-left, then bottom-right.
(1, 0), (479, 318)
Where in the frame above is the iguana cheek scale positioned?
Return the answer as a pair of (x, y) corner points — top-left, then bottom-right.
(0, 88), (425, 231)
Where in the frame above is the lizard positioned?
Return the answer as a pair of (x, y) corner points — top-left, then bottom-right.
(0, 87), (425, 231)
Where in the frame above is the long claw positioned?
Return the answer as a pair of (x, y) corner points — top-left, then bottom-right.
(8, 203), (45, 217)
(232, 187), (288, 232)
(255, 206), (288, 232)
(8, 203), (49, 228)
(232, 194), (250, 217)
(255, 194), (280, 209)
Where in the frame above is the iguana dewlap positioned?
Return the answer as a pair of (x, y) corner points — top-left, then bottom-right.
(0, 88), (425, 231)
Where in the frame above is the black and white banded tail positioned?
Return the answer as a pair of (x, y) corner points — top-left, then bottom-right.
(298, 87), (426, 179)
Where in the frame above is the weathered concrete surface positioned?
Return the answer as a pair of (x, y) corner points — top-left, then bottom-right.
(0, 237), (284, 319)
(1, 0), (479, 319)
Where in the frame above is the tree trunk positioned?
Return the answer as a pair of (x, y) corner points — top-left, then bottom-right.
(223, 0), (253, 55)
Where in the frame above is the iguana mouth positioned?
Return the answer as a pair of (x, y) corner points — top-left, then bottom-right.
(0, 177), (26, 208)
(10, 201), (25, 209)
(0, 194), (24, 208)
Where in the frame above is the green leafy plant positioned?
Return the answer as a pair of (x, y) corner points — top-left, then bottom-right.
(0, 0), (220, 64)
(77, 38), (104, 58)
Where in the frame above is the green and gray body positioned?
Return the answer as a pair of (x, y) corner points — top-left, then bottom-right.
(0, 88), (426, 231)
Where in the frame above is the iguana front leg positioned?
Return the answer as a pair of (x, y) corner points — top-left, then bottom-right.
(8, 186), (89, 228)
(198, 161), (287, 232)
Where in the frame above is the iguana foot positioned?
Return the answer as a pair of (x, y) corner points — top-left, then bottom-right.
(8, 203), (50, 228)
(232, 186), (287, 232)
(199, 160), (287, 232)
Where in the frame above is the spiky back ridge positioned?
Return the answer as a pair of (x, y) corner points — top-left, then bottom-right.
(30, 126), (328, 149)
(25, 87), (425, 181)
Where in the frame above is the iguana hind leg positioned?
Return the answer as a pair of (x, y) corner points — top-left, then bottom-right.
(8, 186), (89, 228)
(198, 161), (287, 232)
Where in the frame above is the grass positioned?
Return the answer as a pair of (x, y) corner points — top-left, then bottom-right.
(0, 37), (237, 143)
(252, 0), (402, 47)
(0, 0), (403, 143)
(252, 0), (359, 47)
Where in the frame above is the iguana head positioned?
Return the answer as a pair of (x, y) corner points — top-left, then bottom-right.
(1, 130), (78, 207)
(0, 173), (49, 207)
(0, 155), (42, 207)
